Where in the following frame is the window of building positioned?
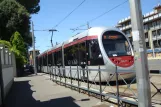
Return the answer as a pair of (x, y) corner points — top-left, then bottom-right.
(149, 22), (152, 28)
(145, 32), (148, 39)
(157, 20), (161, 26)
(144, 24), (149, 30)
(146, 42), (150, 49)
(152, 31), (157, 37)
(157, 29), (161, 36)
(152, 21), (157, 28)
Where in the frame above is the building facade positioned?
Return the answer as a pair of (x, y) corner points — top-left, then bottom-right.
(117, 5), (161, 57)
(29, 49), (40, 65)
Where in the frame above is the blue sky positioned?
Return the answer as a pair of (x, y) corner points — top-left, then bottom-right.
(31, 0), (160, 53)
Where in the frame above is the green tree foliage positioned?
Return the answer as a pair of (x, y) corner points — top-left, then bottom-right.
(0, 31), (27, 68)
(16, 0), (40, 14)
(0, 0), (32, 46)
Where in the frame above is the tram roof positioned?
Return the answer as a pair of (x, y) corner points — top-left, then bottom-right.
(38, 27), (120, 57)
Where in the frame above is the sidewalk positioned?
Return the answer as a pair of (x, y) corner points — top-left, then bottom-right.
(4, 73), (112, 107)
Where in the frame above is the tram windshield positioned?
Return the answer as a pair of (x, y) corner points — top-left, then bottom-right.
(102, 31), (132, 57)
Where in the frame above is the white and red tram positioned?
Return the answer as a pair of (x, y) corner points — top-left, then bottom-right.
(38, 27), (135, 82)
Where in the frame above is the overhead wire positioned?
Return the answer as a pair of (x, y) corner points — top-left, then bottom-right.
(76, 0), (128, 29)
(54, 0), (87, 28)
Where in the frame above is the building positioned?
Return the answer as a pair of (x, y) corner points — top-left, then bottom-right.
(29, 49), (40, 65)
(117, 4), (161, 57)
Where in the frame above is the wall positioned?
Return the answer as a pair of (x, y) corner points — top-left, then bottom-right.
(2, 67), (14, 97)
(0, 45), (15, 105)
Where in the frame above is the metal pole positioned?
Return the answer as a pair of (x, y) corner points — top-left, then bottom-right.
(98, 65), (102, 102)
(77, 65), (80, 93)
(47, 53), (48, 74)
(52, 53), (54, 79)
(86, 66), (90, 96)
(51, 31), (53, 47)
(55, 66), (56, 81)
(115, 66), (120, 106)
(59, 66), (61, 84)
(50, 64), (51, 80)
(65, 67), (67, 87)
(31, 21), (37, 75)
(60, 67), (62, 84)
(129, 0), (151, 106)
(0, 48), (4, 107)
(70, 65), (72, 89)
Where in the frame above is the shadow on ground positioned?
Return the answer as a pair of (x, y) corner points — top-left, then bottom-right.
(4, 79), (80, 107)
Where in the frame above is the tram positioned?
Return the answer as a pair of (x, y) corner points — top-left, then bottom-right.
(38, 27), (135, 82)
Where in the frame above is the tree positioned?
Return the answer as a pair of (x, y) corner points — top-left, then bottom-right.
(0, 31), (27, 68)
(16, 0), (40, 14)
(0, 0), (32, 46)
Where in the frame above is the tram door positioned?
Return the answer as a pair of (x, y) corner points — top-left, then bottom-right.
(55, 50), (64, 76)
(79, 42), (88, 79)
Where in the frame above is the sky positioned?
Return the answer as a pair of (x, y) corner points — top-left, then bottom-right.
(31, 0), (160, 53)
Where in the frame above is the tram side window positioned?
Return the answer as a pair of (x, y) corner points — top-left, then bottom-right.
(54, 52), (57, 65)
(43, 55), (47, 66)
(48, 54), (52, 66)
(55, 50), (62, 66)
(38, 58), (41, 66)
(79, 42), (86, 65)
(71, 45), (79, 65)
(64, 45), (78, 66)
(40, 57), (43, 66)
(51, 53), (55, 66)
(64, 47), (69, 66)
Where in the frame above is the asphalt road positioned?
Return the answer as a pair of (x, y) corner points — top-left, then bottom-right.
(148, 59), (161, 70)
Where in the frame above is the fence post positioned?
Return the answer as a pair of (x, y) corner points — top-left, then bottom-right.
(0, 45), (4, 107)
(115, 65), (120, 107)
(70, 65), (72, 89)
(54, 66), (56, 81)
(98, 65), (102, 102)
(59, 66), (61, 85)
(65, 67), (67, 87)
(49, 64), (51, 80)
(77, 65), (80, 93)
(86, 66), (90, 96)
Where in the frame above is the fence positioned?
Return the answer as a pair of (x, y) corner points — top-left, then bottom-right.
(0, 44), (16, 106)
(38, 64), (161, 106)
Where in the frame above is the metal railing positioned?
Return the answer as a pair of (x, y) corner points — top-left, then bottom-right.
(45, 65), (138, 106)
(38, 64), (161, 106)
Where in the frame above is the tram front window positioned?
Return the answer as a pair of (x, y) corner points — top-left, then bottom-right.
(102, 31), (131, 57)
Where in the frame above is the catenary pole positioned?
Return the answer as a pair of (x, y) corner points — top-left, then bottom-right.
(32, 21), (37, 75)
(129, 0), (151, 106)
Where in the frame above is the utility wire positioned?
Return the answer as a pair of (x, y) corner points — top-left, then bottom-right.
(54, 0), (86, 28)
(76, 0), (128, 29)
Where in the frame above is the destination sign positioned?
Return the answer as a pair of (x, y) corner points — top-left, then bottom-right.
(103, 35), (121, 39)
